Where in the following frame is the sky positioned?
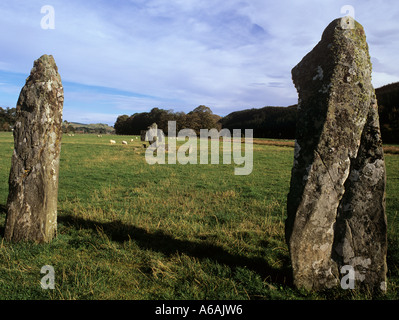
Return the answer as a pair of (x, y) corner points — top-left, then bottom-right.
(0, 0), (398, 126)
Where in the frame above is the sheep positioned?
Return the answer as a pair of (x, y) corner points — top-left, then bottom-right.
(130, 139), (134, 142)
(110, 140), (116, 144)
(122, 141), (128, 145)
(97, 134), (102, 137)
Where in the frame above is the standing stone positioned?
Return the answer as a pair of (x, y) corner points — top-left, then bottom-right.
(5, 54), (64, 243)
(285, 17), (387, 292)
(140, 130), (146, 142)
(141, 123), (158, 142)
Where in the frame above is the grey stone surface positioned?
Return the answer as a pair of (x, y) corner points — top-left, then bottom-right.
(286, 17), (387, 291)
(5, 54), (64, 243)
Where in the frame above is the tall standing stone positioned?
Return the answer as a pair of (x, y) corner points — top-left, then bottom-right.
(285, 17), (387, 291)
(5, 54), (64, 243)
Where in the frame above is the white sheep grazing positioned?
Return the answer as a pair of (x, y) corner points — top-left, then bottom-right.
(122, 141), (128, 145)
(130, 139), (134, 142)
(110, 140), (116, 144)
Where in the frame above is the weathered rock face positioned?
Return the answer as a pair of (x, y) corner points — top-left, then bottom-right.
(286, 17), (387, 291)
(5, 54), (64, 243)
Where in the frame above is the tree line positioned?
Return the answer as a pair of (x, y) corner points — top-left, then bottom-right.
(375, 82), (399, 144)
(219, 105), (297, 139)
(114, 104), (297, 139)
(0, 107), (16, 131)
(114, 105), (221, 136)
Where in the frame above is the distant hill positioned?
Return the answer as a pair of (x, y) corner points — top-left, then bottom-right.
(62, 121), (115, 134)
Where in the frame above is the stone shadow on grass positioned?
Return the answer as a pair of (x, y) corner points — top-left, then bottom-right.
(0, 203), (6, 236)
(58, 213), (293, 287)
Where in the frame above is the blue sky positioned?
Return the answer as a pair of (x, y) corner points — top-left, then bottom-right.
(0, 0), (398, 126)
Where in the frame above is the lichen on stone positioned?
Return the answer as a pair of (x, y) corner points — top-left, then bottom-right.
(286, 18), (387, 292)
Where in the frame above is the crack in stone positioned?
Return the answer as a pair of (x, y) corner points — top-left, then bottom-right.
(314, 149), (342, 196)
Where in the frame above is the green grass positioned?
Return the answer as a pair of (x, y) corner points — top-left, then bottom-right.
(0, 132), (398, 300)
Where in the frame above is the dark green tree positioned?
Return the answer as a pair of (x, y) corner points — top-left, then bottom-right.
(0, 106), (16, 131)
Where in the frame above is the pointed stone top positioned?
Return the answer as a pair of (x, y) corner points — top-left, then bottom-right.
(292, 17), (371, 104)
(27, 54), (60, 83)
(322, 17), (364, 37)
(320, 17), (368, 54)
(17, 54), (63, 113)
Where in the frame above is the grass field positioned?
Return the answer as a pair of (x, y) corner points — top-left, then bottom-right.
(0, 131), (398, 300)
